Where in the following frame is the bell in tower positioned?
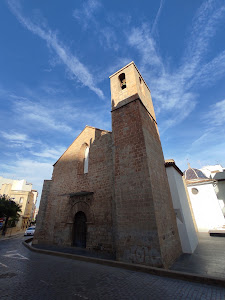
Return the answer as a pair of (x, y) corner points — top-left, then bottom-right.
(119, 73), (126, 89)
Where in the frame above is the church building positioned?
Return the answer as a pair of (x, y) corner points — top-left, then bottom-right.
(34, 62), (183, 268)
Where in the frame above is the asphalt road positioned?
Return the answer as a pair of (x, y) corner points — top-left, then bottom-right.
(0, 235), (225, 300)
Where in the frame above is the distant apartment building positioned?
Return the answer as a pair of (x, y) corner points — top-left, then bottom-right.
(0, 176), (38, 230)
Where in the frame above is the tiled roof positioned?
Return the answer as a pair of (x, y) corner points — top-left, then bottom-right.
(184, 168), (208, 180)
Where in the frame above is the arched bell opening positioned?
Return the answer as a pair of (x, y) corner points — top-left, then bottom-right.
(119, 73), (126, 89)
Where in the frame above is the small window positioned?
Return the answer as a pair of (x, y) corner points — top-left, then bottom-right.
(84, 147), (89, 174)
(19, 197), (24, 204)
(119, 73), (126, 89)
(192, 188), (199, 195)
(139, 77), (141, 84)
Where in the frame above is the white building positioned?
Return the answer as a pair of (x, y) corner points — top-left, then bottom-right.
(165, 160), (198, 253)
(201, 165), (225, 216)
(184, 166), (225, 232)
(200, 164), (225, 179)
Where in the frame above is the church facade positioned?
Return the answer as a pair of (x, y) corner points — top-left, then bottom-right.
(34, 62), (182, 268)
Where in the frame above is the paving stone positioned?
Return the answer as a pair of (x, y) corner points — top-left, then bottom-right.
(0, 236), (225, 299)
(171, 233), (225, 280)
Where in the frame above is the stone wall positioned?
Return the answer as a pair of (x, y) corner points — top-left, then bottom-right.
(139, 100), (182, 268)
(112, 98), (181, 268)
(112, 99), (160, 266)
(33, 180), (52, 244)
(35, 62), (182, 268)
(35, 126), (114, 254)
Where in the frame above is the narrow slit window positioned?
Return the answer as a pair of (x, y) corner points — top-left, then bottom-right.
(119, 73), (126, 90)
(84, 147), (89, 174)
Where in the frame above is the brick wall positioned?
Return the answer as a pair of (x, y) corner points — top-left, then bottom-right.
(35, 126), (115, 254)
(112, 99), (181, 268)
(139, 100), (182, 268)
(33, 180), (52, 244)
(35, 63), (182, 267)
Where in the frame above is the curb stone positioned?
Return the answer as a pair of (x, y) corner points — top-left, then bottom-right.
(23, 239), (225, 288)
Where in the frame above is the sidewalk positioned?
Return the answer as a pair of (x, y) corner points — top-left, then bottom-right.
(170, 232), (225, 279)
(31, 233), (225, 280)
(23, 234), (225, 288)
(0, 230), (24, 241)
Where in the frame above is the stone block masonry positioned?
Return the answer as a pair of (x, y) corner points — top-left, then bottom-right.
(111, 98), (181, 268)
(34, 126), (115, 255)
(34, 61), (182, 268)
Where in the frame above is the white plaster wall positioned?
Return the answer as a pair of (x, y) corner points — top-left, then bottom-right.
(11, 180), (24, 191)
(166, 166), (198, 253)
(201, 165), (224, 178)
(187, 183), (225, 232)
(0, 177), (32, 192)
(32, 191), (38, 205)
(215, 181), (225, 215)
(0, 176), (14, 187)
(12, 179), (32, 191)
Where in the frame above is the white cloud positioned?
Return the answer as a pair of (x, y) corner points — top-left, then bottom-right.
(7, 0), (104, 99)
(40, 85), (66, 96)
(191, 132), (211, 148)
(13, 98), (73, 133)
(128, 25), (197, 130)
(182, 97), (225, 169)
(72, 0), (121, 52)
(1, 127), (68, 167)
(9, 90), (111, 134)
(127, 1), (225, 132)
(99, 27), (119, 51)
(94, 57), (132, 84)
(1, 159), (54, 207)
(181, 0), (225, 84)
(128, 24), (164, 73)
(73, 0), (101, 29)
(1, 131), (36, 149)
(191, 50), (225, 88)
(1, 131), (28, 142)
(188, 142), (225, 169)
(30, 146), (67, 160)
(151, 0), (164, 35)
(204, 99), (225, 126)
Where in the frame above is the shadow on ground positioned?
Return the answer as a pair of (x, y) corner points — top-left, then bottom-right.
(170, 232), (225, 279)
(31, 233), (225, 280)
(32, 243), (116, 261)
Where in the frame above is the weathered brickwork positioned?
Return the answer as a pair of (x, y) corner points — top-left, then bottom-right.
(34, 62), (182, 268)
(112, 100), (162, 266)
(111, 98), (181, 268)
(33, 180), (52, 245)
(139, 101), (182, 267)
(35, 127), (114, 254)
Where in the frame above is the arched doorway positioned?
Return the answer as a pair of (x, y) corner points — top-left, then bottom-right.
(73, 211), (87, 248)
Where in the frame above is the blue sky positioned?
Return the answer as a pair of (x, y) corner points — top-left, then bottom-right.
(1, 0), (225, 207)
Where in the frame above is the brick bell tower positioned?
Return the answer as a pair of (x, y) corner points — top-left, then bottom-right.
(110, 62), (181, 268)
